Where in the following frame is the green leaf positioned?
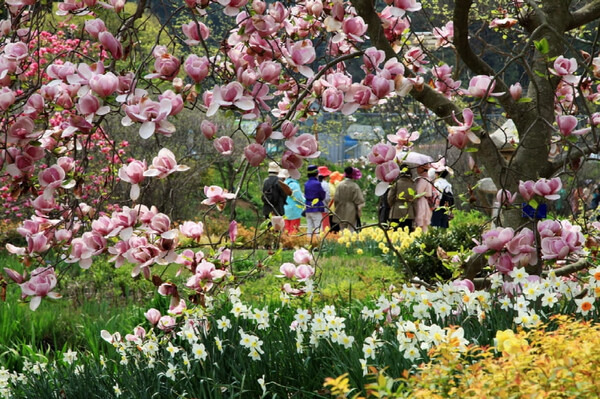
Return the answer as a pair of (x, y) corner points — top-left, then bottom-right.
(534, 38), (550, 54)
(465, 147), (479, 152)
(311, 198), (319, 205)
(518, 97), (533, 103)
(534, 70), (546, 78)
(528, 199), (539, 208)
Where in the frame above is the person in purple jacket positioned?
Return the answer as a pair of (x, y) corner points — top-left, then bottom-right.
(304, 164), (326, 239)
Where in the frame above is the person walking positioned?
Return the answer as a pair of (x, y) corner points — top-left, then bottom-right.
(328, 171), (344, 233)
(281, 169), (305, 234)
(431, 167), (454, 228)
(414, 163), (433, 232)
(318, 166), (332, 231)
(262, 162), (289, 219)
(304, 164), (326, 239)
(387, 164), (415, 231)
(332, 166), (365, 231)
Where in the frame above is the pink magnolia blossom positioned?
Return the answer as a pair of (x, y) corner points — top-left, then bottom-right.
(370, 74), (394, 98)
(538, 220), (562, 238)
(387, 128), (420, 148)
(146, 53), (181, 81)
(433, 21), (453, 48)
(122, 97), (175, 139)
(27, 233), (50, 254)
(447, 108), (479, 149)
(38, 165), (66, 199)
(206, 82), (254, 117)
(179, 221), (204, 240)
(201, 120), (217, 140)
(432, 64), (461, 96)
(362, 47), (386, 72)
(321, 87), (344, 112)
(560, 220), (585, 252)
(182, 21), (210, 45)
(184, 54), (210, 83)
(23, 93), (45, 117)
(158, 90), (184, 116)
(509, 83), (522, 101)
(98, 31), (123, 60)
(368, 143), (397, 164)
(84, 18), (107, 38)
(467, 75), (503, 98)
(541, 236), (571, 260)
(493, 253), (516, 274)
(342, 16), (367, 42)
(214, 136), (234, 155)
(144, 148), (190, 179)
(0, 87), (16, 111)
(518, 180), (536, 202)
(144, 308), (161, 325)
(452, 279), (474, 292)
(8, 116), (37, 144)
(341, 83), (377, 115)
(404, 47), (428, 73)
(229, 220), (238, 241)
(285, 133), (320, 158)
(157, 315), (176, 331)
(244, 143), (267, 166)
(201, 185), (236, 207)
(506, 228), (537, 266)
(185, 260), (227, 292)
(259, 61), (281, 84)
(532, 177), (562, 200)
(284, 39), (316, 78)
(76, 93), (110, 118)
(20, 267), (61, 311)
(295, 264), (315, 281)
(119, 160), (146, 201)
(556, 115), (591, 137)
(4, 267), (25, 284)
(89, 72), (119, 97)
(375, 161), (400, 183)
(473, 227), (515, 253)
(278, 262), (297, 278)
(255, 122), (272, 144)
(551, 56), (577, 77)
(496, 189), (516, 205)
(293, 248), (313, 264)
(3, 41), (27, 61)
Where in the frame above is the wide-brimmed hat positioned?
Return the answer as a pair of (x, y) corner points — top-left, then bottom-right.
(278, 169), (290, 179)
(329, 171), (344, 184)
(307, 164), (318, 175)
(268, 162), (280, 174)
(318, 166), (332, 177)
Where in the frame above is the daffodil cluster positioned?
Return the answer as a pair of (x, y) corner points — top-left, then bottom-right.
(336, 226), (421, 254)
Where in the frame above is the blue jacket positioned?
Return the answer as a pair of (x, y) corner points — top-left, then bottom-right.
(284, 178), (305, 220)
(304, 176), (325, 213)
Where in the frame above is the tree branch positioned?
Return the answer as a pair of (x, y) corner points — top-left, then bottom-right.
(568, 0), (600, 30)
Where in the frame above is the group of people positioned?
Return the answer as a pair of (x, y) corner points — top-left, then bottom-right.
(262, 162), (365, 238)
(383, 162), (454, 232)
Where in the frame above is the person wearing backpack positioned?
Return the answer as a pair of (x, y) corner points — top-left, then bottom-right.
(431, 167), (454, 228)
(262, 162), (290, 220)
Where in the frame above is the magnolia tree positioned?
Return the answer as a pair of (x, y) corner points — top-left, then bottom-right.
(2, 0), (600, 310)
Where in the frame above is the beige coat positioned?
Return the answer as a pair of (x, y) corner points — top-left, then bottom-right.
(387, 175), (415, 220)
(332, 179), (365, 230)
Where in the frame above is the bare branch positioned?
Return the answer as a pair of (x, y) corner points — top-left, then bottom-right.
(568, 0), (600, 30)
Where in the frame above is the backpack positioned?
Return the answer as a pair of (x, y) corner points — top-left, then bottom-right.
(439, 189), (454, 208)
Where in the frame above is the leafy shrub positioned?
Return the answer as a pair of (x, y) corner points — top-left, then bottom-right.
(399, 210), (487, 282)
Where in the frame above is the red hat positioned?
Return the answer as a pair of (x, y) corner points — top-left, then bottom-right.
(318, 166), (332, 177)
